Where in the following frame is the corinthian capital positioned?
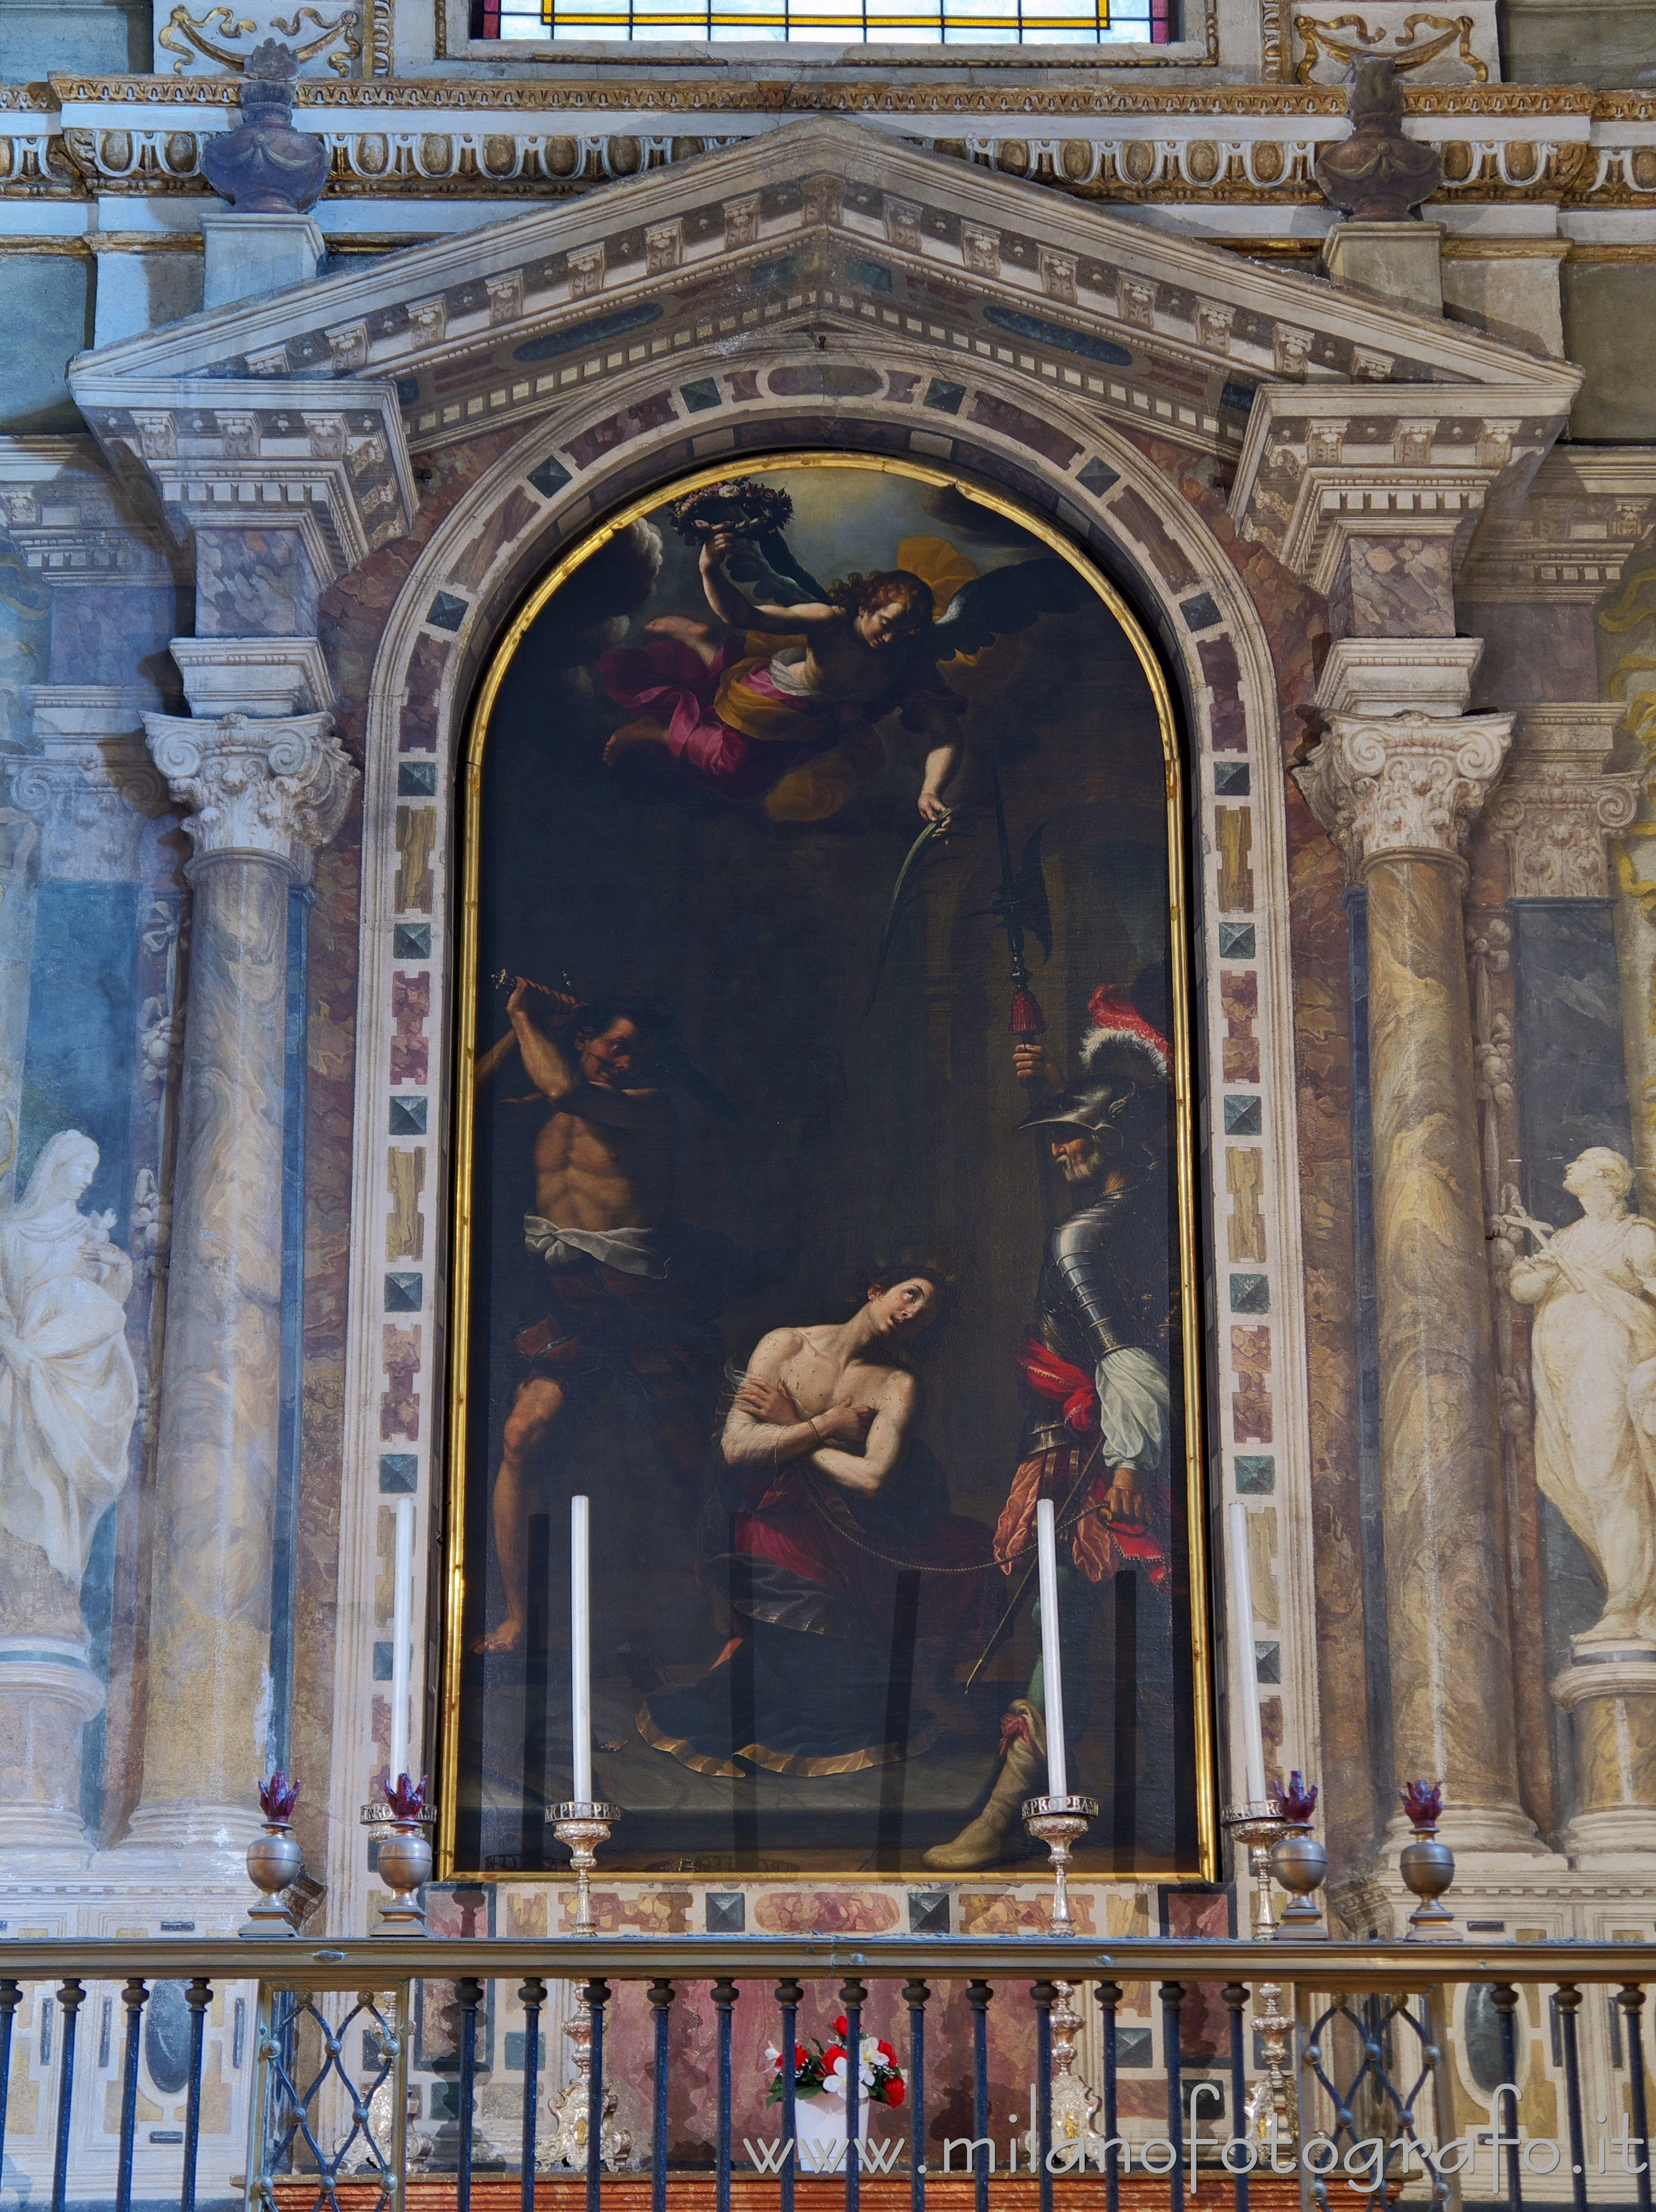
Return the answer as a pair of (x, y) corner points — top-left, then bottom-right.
(142, 711), (358, 874)
(1294, 711), (1515, 873)
(1485, 706), (1639, 901)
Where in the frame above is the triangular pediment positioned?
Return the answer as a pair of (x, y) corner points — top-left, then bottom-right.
(73, 116), (1576, 451)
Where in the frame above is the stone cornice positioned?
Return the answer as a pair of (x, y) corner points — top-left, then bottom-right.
(1229, 379), (1581, 592)
(1484, 702), (1639, 901)
(0, 434), (180, 585)
(31, 73), (1640, 117)
(1462, 449), (1656, 605)
(143, 710), (358, 873)
(1294, 710), (1515, 870)
(65, 375), (416, 581)
(63, 117), (1591, 438)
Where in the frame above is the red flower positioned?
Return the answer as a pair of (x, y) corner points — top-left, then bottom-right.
(824, 2046), (846, 2069)
(884, 2081), (906, 2108)
(797, 2045), (807, 2067)
(833, 2015), (849, 2038)
(877, 2041), (896, 2063)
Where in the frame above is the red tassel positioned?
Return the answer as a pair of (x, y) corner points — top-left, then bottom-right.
(1010, 985), (1046, 1040)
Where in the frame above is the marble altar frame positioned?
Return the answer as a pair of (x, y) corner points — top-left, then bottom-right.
(437, 444), (1216, 1883)
(322, 348), (1322, 1931)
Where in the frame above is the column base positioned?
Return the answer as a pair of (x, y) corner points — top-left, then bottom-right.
(1381, 1803), (1564, 1859)
(114, 1797), (267, 1859)
(0, 1639), (106, 1857)
(0, 1860), (255, 2204)
(1551, 1643), (1656, 1867)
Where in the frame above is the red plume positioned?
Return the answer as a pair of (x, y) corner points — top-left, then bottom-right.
(1083, 983), (1169, 1076)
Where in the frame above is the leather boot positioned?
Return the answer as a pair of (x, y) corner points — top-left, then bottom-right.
(922, 1699), (1047, 1870)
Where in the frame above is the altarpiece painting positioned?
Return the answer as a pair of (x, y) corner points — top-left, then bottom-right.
(443, 455), (1210, 1877)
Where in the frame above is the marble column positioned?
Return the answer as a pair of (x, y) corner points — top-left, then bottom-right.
(1298, 687), (1549, 1853)
(119, 711), (354, 1854)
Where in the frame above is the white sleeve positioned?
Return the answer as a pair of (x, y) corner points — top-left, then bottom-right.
(1094, 1347), (1171, 1472)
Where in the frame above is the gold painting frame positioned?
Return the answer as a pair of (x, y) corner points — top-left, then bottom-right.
(438, 447), (1217, 1884)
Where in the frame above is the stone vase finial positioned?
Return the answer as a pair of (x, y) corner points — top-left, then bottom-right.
(201, 40), (328, 214)
(1314, 56), (1443, 221)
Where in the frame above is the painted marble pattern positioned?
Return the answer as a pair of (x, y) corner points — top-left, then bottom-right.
(1284, 784), (1371, 1868)
(291, 801), (362, 1876)
(143, 853), (291, 1810)
(1365, 855), (1521, 1823)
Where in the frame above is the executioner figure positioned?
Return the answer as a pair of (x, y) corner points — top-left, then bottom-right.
(926, 986), (1175, 1870)
(474, 981), (727, 1655)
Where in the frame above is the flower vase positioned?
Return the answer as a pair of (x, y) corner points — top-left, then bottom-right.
(794, 2091), (869, 2169)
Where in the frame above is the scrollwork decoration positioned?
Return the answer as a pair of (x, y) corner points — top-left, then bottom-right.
(1294, 11), (1487, 84)
(158, 0), (361, 76)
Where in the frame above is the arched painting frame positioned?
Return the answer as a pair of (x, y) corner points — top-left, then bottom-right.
(440, 449), (1215, 1882)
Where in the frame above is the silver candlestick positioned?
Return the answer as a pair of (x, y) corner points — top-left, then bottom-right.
(547, 1799), (617, 1933)
(1022, 1794), (1098, 1936)
(1222, 1799), (1287, 1936)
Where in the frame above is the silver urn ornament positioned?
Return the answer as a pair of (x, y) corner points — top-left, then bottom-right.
(1267, 1771), (1328, 1940)
(241, 1771), (303, 1938)
(1398, 1780), (1457, 1939)
(371, 1771), (433, 1937)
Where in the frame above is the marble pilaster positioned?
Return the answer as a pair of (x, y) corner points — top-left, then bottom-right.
(1613, 826), (1656, 1217)
(1296, 701), (1552, 1854)
(121, 711), (354, 1854)
(0, 684), (169, 1864)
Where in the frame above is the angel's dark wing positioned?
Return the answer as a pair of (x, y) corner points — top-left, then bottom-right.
(927, 555), (1091, 661)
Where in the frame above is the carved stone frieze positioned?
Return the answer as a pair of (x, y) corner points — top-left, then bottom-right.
(1484, 705), (1639, 902)
(142, 709), (357, 873)
(1294, 709), (1515, 869)
(19, 75), (1656, 213)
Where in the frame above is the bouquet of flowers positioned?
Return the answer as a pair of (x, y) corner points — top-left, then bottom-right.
(665, 479), (794, 549)
(765, 2018), (906, 2108)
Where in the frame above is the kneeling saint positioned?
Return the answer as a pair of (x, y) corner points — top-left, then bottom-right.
(639, 1271), (994, 1777)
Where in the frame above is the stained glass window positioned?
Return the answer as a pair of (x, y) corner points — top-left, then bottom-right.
(473, 0), (1173, 43)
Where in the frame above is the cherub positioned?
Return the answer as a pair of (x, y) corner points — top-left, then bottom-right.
(597, 507), (1088, 825)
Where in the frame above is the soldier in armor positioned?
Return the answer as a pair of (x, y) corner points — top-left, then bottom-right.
(925, 987), (1174, 1870)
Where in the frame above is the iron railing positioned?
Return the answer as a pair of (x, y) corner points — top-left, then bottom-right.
(3, 1936), (1654, 2212)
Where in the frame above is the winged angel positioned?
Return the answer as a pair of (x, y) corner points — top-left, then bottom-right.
(597, 480), (1088, 824)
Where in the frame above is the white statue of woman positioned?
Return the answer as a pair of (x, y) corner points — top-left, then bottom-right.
(0, 1130), (140, 1583)
(1508, 1147), (1656, 1644)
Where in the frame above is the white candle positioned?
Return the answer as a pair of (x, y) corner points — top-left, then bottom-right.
(389, 1494), (414, 1785)
(571, 1494), (592, 1804)
(1036, 1498), (1069, 1801)
(1227, 1499), (1269, 1806)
